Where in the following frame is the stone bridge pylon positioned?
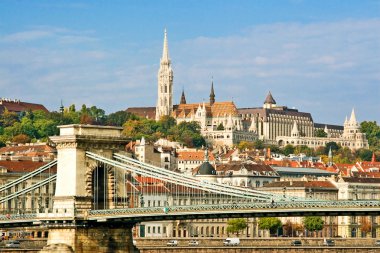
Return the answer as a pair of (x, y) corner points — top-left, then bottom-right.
(43, 124), (134, 253)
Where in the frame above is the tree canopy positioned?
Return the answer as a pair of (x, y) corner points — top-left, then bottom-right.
(258, 217), (282, 235)
(226, 218), (248, 235)
(303, 216), (324, 234)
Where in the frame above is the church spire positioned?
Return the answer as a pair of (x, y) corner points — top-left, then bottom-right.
(161, 29), (170, 64)
(180, 88), (186, 104)
(156, 29), (174, 121)
(210, 78), (215, 106)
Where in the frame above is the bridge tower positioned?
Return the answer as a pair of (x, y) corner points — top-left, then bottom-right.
(45, 124), (133, 253)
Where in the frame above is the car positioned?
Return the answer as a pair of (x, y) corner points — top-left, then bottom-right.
(5, 240), (20, 248)
(291, 240), (302, 246)
(167, 240), (178, 246)
(375, 240), (380, 246)
(189, 240), (199, 246)
(223, 238), (240, 246)
(323, 239), (335, 246)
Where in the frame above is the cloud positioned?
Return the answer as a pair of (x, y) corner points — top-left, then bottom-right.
(172, 19), (380, 124)
(1, 30), (53, 43)
(0, 19), (379, 125)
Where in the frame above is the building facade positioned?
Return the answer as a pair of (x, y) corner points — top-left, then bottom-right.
(276, 109), (369, 150)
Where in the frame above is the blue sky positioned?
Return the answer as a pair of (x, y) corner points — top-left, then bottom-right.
(0, 0), (379, 124)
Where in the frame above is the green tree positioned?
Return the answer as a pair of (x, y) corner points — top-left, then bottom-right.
(325, 142), (340, 155)
(12, 134), (31, 144)
(226, 218), (247, 236)
(258, 217), (282, 236)
(294, 145), (315, 156)
(238, 141), (254, 151)
(303, 216), (324, 237)
(356, 149), (373, 161)
(252, 140), (264, 149)
(106, 111), (139, 126)
(282, 144), (295, 156)
(360, 121), (380, 149)
(0, 109), (19, 127)
(314, 129), (327, 137)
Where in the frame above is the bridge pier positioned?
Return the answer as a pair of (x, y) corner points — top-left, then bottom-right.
(41, 222), (136, 253)
(45, 124), (133, 253)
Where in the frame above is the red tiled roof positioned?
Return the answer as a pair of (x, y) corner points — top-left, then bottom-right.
(341, 177), (380, 183)
(0, 160), (56, 173)
(177, 150), (215, 161)
(0, 144), (55, 156)
(358, 161), (380, 170)
(134, 176), (163, 184)
(126, 107), (156, 119)
(0, 100), (48, 114)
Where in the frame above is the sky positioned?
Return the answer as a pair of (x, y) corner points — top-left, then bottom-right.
(0, 0), (379, 125)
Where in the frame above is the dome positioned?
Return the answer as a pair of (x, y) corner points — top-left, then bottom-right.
(198, 161), (216, 175)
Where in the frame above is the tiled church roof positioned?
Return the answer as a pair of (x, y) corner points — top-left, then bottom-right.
(173, 101), (238, 118)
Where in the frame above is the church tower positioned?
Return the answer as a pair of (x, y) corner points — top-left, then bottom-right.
(156, 29), (173, 120)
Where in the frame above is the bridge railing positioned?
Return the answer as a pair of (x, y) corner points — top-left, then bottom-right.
(88, 200), (380, 218)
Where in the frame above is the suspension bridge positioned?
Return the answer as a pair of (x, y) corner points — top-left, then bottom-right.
(0, 124), (379, 253)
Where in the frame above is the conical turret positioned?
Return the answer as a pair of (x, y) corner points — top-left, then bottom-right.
(263, 91), (276, 109)
(328, 146), (333, 166)
(349, 108), (357, 125)
(291, 121), (299, 137)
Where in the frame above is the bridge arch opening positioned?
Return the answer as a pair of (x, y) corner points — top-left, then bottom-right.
(92, 165), (109, 209)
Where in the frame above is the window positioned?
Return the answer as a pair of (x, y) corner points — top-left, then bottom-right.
(148, 227), (151, 233)
(255, 181), (260, 188)
(153, 227), (156, 233)
(158, 227), (161, 233)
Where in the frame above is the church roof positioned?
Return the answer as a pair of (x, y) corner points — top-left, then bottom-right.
(173, 101), (238, 118)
